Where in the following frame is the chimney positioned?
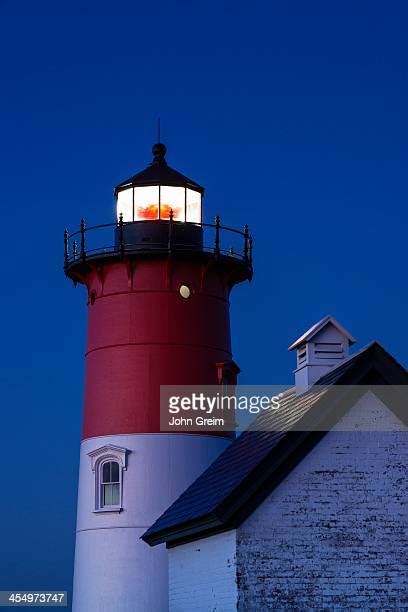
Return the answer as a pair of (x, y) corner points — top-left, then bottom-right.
(288, 315), (356, 394)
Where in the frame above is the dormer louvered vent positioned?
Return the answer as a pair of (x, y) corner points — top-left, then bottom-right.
(289, 316), (356, 394)
(314, 342), (344, 360)
(297, 345), (307, 367)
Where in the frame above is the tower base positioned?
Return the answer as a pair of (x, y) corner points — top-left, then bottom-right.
(72, 433), (230, 612)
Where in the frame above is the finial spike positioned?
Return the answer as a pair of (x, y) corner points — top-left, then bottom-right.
(157, 117), (161, 143)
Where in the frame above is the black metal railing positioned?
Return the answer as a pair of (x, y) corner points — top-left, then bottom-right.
(64, 216), (253, 269)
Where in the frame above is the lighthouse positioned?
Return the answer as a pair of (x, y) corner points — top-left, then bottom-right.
(64, 141), (253, 611)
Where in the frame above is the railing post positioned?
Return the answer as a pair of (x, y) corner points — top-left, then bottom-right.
(214, 215), (220, 257)
(249, 236), (253, 267)
(168, 209), (174, 252)
(118, 213), (124, 257)
(80, 218), (86, 262)
(244, 224), (249, 261)
(73, 240), (78, 261)
(64, 229), (69, 268)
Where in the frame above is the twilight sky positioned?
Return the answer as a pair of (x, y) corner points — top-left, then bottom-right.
(0, 1), (407, 603)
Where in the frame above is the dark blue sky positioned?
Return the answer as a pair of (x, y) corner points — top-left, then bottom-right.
(1, 3), (407, 604)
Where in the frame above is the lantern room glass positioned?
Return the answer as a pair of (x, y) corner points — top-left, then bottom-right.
(186, 188), (201, 224)
(160, 186), (185, 220)
(117, 188), (133, 222)
(134, 186), (160, 220)
(116, 185), (201, 223)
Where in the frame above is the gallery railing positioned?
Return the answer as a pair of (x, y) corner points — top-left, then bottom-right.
(63, 215), (253, 270)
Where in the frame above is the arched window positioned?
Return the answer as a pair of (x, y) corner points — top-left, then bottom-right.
(101, 460), (120, 507)
(88, 444), (130, 513)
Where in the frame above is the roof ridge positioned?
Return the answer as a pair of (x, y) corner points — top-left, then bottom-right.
(313, 341), (377, 385)
(288, 315), (356, 351)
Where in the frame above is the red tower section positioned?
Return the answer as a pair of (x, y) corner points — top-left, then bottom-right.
(64, 143), (253, 440)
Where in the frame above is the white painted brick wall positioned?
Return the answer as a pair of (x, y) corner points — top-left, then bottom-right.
(169, 530), (238, 611)
(236, 392), (408, 610)
(168, 393), (407, 609)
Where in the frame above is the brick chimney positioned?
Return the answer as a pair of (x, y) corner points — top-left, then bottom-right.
(289, 315), (356, 394)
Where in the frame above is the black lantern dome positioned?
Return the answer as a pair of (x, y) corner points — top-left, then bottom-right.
(115, 143), (204, 224)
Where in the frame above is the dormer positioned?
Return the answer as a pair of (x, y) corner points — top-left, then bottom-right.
(289, 315), (356, 394)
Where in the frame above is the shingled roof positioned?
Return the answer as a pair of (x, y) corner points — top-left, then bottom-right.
(142, 342), (408, 547)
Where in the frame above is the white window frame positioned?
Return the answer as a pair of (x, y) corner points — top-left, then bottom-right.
(88, 445), (130, 513)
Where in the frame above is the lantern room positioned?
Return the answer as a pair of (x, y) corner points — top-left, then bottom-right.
(64, 141), (253, 277)
(115, 143), (203, 224)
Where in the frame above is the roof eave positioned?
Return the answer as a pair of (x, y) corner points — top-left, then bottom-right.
(114, 180), (205, 196)
(142, 512), (223, 547)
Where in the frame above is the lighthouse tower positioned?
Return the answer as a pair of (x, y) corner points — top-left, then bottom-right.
(64, 142), (253, 611)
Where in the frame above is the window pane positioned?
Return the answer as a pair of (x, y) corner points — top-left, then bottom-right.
(102, 460), (120, 483)
(102, 462), (111, 483)
(160, 186), (185, 221)
(117, 188), (133, 222)
(134, 186), (160, 220)
(186, 188), (201, 223)
(112, 483), (120, 506)
(103, 484), (113, 506)
(102, 483), (120, 507)
(111, 461), (119, 483)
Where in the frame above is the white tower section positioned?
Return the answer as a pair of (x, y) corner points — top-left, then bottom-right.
(73, 434), (229, 611)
